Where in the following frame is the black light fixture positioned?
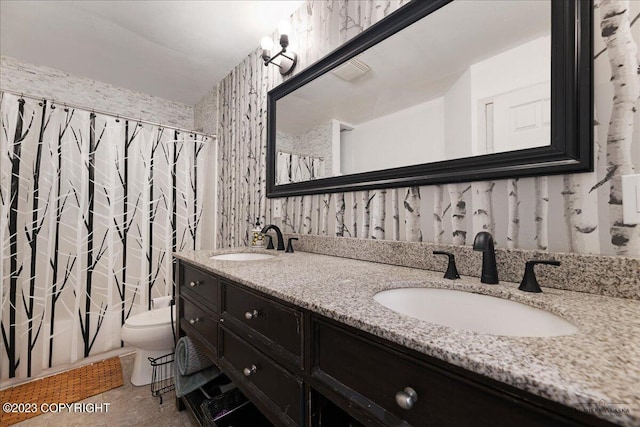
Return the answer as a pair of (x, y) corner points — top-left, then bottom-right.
(261, 20), (297, 76)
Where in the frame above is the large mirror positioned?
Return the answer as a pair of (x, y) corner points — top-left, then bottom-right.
(267, 0), (592, 198)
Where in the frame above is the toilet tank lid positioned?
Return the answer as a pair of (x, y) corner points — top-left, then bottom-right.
(125, 306), (175, 327)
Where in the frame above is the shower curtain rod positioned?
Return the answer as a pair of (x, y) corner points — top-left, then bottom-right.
(0, 88), (216, 139)
(277, 149), (324, 160)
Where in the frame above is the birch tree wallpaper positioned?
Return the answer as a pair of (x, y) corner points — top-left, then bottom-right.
(213, 0), (640, 258)
(0, 93), (211, 381)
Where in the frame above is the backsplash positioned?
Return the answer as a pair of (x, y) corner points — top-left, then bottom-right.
(199, 0), (640, 257)
(1, 55), (194, 129)
(287, 234), (640, 300)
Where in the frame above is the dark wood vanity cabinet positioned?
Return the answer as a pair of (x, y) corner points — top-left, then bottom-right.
(176, 263), (221, 426)
(221, 282), (304, 371)
(309, 318), (614, 427)
(176, 260), (616, 427)
(178, 263), (220, 361)
(218, 282), (306, 426)
(219, 326), (304, 425)
(176, 260), (306, 426)
(182, 264), (220, 311)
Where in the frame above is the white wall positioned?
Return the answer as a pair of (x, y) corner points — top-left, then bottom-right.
(443, 68), (472, 160)
(340, 97), (445, 174)
(338, 37), (552, 169)
(470, 36), (551, 154)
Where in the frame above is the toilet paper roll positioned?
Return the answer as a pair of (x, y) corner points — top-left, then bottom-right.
(152, 296), (173, 309)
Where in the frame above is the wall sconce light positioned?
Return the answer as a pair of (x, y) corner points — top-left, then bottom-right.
(261, 20), (297, 76)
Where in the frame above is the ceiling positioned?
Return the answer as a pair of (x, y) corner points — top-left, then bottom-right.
(0, 0), (304, 105)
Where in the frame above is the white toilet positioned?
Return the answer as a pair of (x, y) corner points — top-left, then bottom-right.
(121, 305), (176, 386)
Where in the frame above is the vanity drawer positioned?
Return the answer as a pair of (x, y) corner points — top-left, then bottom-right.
(181, 264), (219, 312)
(220, 326), (303, 426)
(313, 319), (584, 427)
(181, 297), (218, 357)
(222, 283), (303, 363)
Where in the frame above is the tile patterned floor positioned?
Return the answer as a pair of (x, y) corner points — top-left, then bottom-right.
(16, 353), (192, 427)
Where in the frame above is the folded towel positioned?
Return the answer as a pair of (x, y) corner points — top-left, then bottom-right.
(175, 364), (221, 398)
(176, 336), (215, 375)
(174, 336), (220, 398)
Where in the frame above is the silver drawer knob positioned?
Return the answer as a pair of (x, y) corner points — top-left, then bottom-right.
(189, 281), (200, 287)
(244, 310), (259, 320)
(189, 317), (200, 325)
(243, 365), (258, 377)
(395, 387), (418, 410)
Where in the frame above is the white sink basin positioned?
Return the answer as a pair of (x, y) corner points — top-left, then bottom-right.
(374, 288), (578, 337)
(210, 253), (275, 261)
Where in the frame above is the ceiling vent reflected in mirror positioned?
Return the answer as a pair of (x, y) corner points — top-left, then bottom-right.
(331, 58), (371, 82)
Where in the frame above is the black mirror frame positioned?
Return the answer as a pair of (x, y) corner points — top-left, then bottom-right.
(266, 0), (592, 198)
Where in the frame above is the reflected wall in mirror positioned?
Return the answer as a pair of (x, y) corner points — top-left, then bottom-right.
(267, 0), (591, 197)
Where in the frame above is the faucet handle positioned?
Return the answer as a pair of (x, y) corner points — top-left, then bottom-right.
(264, 234), (274, 250)
(519, 260), (561, 293)
(286, 237), (298, 253)
(433, 251), (460, 280)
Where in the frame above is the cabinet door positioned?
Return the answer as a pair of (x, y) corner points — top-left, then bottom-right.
(181, 264), (219, 312)
(312, 318), (588, 427)
(222, 282), (303, 369)
(180, 296), (218, 359)
(220, 326), (304, 426)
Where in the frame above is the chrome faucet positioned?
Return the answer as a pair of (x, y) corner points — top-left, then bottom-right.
(472, 231), (499, 284)
(261, 224), (285, 251)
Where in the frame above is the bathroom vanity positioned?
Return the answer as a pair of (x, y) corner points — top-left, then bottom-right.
(174, 248), (638, 427)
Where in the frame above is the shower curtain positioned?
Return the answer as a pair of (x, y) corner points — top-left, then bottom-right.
(0, 92), (211, 381)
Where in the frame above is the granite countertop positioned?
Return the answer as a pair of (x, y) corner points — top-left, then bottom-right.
(174, 248), (640, 426)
